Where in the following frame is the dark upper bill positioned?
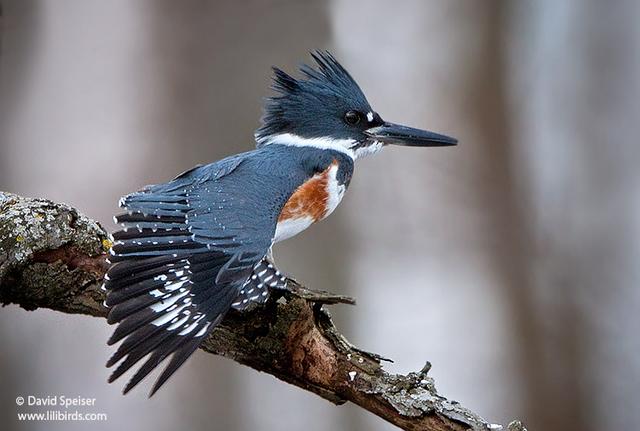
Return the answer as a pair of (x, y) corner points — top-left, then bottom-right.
(364, 122), (457, 147)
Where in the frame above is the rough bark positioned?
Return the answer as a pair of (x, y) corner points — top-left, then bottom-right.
(0, 191), (524, 431)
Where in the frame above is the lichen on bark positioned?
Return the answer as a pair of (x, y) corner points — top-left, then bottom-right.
(0, 192), (109, 313)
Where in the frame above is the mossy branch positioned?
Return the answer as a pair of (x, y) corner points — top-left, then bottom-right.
(0, 191), (525, 431)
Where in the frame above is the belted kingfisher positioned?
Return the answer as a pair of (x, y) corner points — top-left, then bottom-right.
(103, 51), (456, 395)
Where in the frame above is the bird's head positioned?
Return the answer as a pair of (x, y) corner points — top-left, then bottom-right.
(255, 51), (457, 160)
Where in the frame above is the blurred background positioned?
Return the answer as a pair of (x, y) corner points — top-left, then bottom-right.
(1, 1), (639, 430)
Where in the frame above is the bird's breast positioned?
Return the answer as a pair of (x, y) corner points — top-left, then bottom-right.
(273, 160), (346, 243)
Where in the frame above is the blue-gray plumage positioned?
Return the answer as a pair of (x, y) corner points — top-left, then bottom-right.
(104, 51), (456, 396)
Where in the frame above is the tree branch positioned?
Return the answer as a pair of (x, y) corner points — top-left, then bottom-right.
(0, 192), (525, 431)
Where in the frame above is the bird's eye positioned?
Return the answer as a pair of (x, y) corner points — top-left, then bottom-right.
(344, 110), (361, 125)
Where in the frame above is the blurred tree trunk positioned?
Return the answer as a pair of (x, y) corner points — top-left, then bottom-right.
(506, 2), (640, 430)
(468, 3), (581, 430)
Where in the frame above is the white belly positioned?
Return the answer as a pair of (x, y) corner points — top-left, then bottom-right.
(273, 163), (346, 243)
(274, 216), (315, 243)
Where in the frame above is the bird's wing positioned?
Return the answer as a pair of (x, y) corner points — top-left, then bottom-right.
(104, 153), (279, 396)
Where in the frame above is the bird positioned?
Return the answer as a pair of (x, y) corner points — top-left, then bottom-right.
(103, 51), (457, 396)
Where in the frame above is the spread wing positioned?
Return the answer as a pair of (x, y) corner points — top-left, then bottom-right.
(104, 154), (277, 396)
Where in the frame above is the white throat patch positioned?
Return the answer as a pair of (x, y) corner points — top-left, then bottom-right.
(256, 133), (356, 159)
(257, 132), (385, 160)
(353, 140), (384, 159)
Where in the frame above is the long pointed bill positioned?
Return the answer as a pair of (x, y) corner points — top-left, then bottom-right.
(364, 122), (457, 147)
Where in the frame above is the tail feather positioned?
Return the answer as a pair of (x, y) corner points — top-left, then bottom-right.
(109, 240), (205, 261)
(106, 255), (181, 281)
(105, 277), (172, 307)
(148, 338), (202, 396)
(106, 256), (188, 286)
(112, 229), (190, 241)
(115, 212), (186, 225)
(123, 335), (195, 395)
(106, 324), (165, 367)
(109, 330), (175, 383)
(107, 309), (161, 345)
